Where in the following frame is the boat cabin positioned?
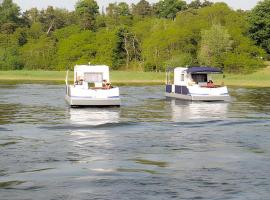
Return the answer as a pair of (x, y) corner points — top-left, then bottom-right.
(65, 65), (121, 106)
(73, 65), (110, 89)
(165, 67), (230, 101)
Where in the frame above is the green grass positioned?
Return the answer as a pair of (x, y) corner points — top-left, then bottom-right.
(0, 70), (165, 85)
(0, 70), (66, 81)
(214, 66), (270, 87)
(111, 71), (165, 84)
(0, 67), (269, 87)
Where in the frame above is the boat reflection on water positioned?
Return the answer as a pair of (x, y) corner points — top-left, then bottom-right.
(169, 99), (229, 121)
(68, 108), (120, 145)
(68, 108), (120, 165)
(69, 108), (120, 126)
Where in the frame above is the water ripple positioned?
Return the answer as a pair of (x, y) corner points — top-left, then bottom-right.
(40, 121), (138, 131)
(0, 85), (270, 200)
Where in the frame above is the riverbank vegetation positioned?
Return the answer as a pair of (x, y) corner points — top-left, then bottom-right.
(0, 66), (269, 87)
(0, 70), (165, 84)
(0, 0), (270, 73)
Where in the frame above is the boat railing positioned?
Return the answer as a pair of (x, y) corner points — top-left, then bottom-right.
(65, 70), (69, 86)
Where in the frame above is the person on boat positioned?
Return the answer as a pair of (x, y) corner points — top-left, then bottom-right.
(207, 80), (215, 88)
(75, 76), (83, 85)
(102, 80), (112, 89)
(102, 79), (107, 88)
(79, 77), (84, 85)
(106, 83), (112, 89)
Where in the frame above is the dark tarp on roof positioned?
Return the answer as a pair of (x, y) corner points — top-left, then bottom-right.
(187, 67), (222, 74)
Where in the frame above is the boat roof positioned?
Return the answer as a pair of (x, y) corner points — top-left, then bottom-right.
(74, 65), (109, 73)
(166, 66), (222, 74)
(187, 67), (222, 74)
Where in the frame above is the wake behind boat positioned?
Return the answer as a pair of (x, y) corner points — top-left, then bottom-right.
(165, 66), (230, 101)
(65, 65), (121, 107)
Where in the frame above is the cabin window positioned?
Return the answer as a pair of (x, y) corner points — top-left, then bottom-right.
(181, 74), (185, 81)
(191, 74), (207, 83)
(84, 73), (103, 83)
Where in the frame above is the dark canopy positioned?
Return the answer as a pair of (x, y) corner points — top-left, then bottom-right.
(187, 67), (222, 74)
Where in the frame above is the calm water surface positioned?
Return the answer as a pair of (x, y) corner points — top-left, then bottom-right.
(0, 84), (270, 200)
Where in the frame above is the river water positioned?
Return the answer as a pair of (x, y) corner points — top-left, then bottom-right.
(0, 84), (270, 200)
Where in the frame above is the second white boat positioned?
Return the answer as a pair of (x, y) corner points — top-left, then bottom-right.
(65, 65), (121, 107)
(165, 66), (230, 101)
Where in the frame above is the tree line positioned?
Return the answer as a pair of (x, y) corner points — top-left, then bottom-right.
(0, 0), (269, 73)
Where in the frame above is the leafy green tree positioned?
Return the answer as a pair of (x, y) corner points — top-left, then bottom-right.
(248, 0), (270, 54)
(53, 25), (81, 40)
(198, 24), (233, 67)
(140, 20), (178, 71)
(13, 27), (28, 46)
(0, 0), (20, 24)
(106, 3), (118, 17)
(92, 29), (119, 67)
(110, 27), (141, 69)
(132, 0), (152, 17)
(0, 0), (266, 73)
(118, 2), (131, 16)
(188, 0), (201, 9)
(75, 0), (99, 30)
(164, 53), (193, 67)
(188, 0), (212, 9)
(95, 14), (107, 28)
(106, 2), (132, 26)
(133, 17), (197, 70)
(223, 31), (265, 72)
(112, 27), (129, 69)
(1, 22), (17, 34)
(23, 8), (39, 24)
(26, 22), (43, 39)
(224, 52), (264, 73)
(0, 0), (21, 33)
(106, 3), (119, 26)
(0, 33), (22, 70)
(0, 0), (24, 69)
(20, 35), (56, 70)
(201, 0), (213, 7)
(38, 6), (75, 34)
(154, 0), (187, 19)
(55, 31), (96, 70)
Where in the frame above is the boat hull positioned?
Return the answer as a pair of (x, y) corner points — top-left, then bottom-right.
(165, 92), (230, 102)
(65, 95), (121, 107)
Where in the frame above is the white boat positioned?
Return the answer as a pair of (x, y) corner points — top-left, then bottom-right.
(165, 67), (230, 101)
(65, 65), (121, 106)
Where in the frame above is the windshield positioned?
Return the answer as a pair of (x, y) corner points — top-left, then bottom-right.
(191, 74), (207, 83)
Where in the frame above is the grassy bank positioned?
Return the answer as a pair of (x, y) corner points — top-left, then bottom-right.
(0, 67), (269, 87)
(0, 70), (165, 85)
(214, 66), (270, 87)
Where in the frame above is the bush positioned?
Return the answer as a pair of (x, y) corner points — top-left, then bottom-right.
(164, 53), (193, 68)
(144, 62), (157, 72)
(224, 52), (264, 73)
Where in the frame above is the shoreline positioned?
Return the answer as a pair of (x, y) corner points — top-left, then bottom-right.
(0, 68), (269, 87)
(0, 80), (269, 88)
(0, 79), (164, 86)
